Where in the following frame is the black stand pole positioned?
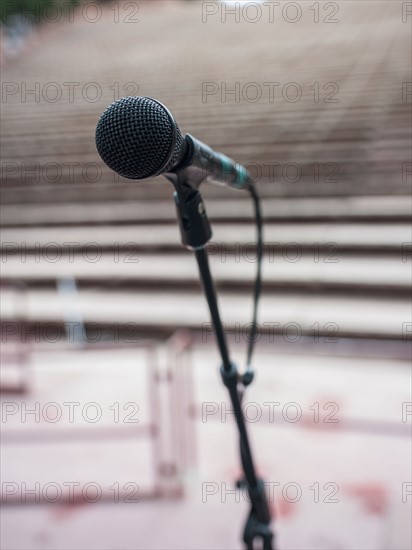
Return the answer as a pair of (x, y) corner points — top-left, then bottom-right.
(195, 247), (273, 550)
(167, 171), (274, 550)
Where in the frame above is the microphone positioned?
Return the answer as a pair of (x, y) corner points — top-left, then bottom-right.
(96, 98), (271, 549)
(95, 96), (252, 190)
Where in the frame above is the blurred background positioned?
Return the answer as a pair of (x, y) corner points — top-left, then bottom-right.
(1, 1), (411, 549)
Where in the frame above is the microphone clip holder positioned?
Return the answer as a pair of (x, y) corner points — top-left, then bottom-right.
(166, 164), (213, 250)
(173, 187), (212, 250)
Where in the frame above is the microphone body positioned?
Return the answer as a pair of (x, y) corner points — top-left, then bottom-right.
(178, 134), (251, 190)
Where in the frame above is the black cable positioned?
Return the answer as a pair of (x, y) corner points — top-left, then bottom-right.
(245, 182), (264, 373)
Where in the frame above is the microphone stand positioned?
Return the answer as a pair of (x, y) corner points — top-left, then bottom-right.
(165, 169), (274, 550)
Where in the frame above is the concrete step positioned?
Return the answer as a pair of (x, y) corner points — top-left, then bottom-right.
(1, 196), (411, 226)
(1, 222), (409, 252)
(0, 287), (409, 340)
(1, 252), (409, 294)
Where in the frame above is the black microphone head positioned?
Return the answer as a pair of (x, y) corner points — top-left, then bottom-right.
(95, 96), (184, 179)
